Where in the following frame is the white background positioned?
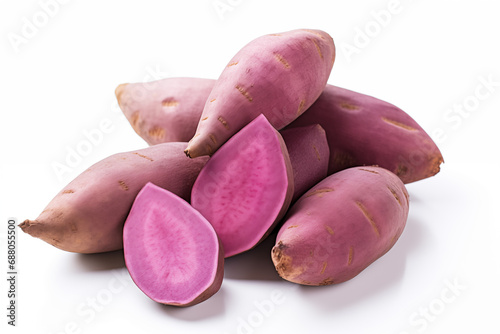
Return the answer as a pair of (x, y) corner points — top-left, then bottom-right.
(1, 0), (499, 333)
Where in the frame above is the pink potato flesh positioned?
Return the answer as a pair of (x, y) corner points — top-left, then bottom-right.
(19, 142), (208, 253)
(124, 182), (223, 307)
(285, 85), (444, 183)
(191, 114), (294, 257)
(281, 124), (330, 202)
(272, 166), (409, 286)
(115, 77), (215, 145)
(184, 29), (335, 158)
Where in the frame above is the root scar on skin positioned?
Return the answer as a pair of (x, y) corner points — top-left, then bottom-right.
(324, 225), (334, 235)
(148, 127), (165, 139)
(118, 180), (129, 191)
(320, 262), (327, 274)
(297, 99), (306, 115)
(132, 152), (154, 161)
(161, 100), (179, 107)
(305, 188), (334, 198)
(339, 102), (359, 110)
(356, 201), (380, 237)
(313, 145), (321, 161)
(218, 116), (230, 130)
(310, 38), (323, 59)
(302, 29), (326, 40)
(209, 134), (217, 145)
(348, 246), (354, 265)
(388, 186), (403, 207)
(274, 53), (290, 69)
(235, 85), (253, 102)
(382, 117), (417, 131)
(358, 168), (379, 174)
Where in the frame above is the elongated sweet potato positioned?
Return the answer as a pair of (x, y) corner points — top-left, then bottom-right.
(280, 124), (330, 202)
(286, 85), (443, 183)
(184, 29), (335, 158)
(115, 77), (215, 145)
(20, 142), (208, 253)
(272, 166), (409, 286)
(191, 114), (294, 257)
(124, 182), (223, 306)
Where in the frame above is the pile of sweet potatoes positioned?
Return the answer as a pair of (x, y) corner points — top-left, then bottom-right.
(22, 28), (443, 306)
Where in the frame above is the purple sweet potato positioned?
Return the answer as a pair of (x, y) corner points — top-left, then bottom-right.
(20, 142), (208, 253)
(280, 124), (330, 202)
(184, 29), (335, 158)
(115, 77), (215, 145)
(191, 114), (294, 257)
(124, 182), (223, 307)
(286, 85), (444, 183)
(272, 166), (409, 286)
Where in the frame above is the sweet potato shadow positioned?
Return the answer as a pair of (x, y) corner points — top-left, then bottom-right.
(296, 216), (426, 310)
(158, 286), (227, 320)
(74, 249), (126, 271)
(224, 232), (282, 281)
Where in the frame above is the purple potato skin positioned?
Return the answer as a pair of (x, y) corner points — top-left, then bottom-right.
(118, 79), (443, 184)
(20, 143), (208, 253)
(281, 124), (330, 202)
(285, 85), (443, 183)
(272, 166), (409, 286)
(185, 29), (335, 158)
(116, 77), (215, 145)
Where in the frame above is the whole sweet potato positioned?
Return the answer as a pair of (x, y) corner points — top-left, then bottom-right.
(184, 29), (335, 158)
(286, 85), (443, 183)
(115, 77), (215, 145)
(20, 142), (208, 253)
(272, 166), (409, 286)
